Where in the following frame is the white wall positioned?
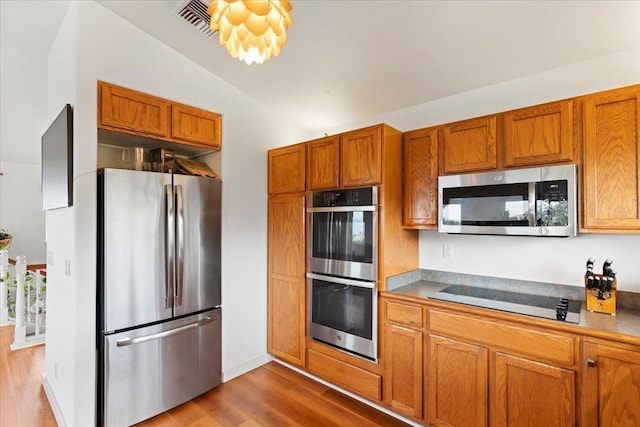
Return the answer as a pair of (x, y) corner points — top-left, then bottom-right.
(0, 0), (54, 262)
(323, 48), (640, 293)
(44, 1), (307, 425)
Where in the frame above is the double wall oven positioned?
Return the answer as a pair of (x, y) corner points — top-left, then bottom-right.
(307, 187), (378, 361)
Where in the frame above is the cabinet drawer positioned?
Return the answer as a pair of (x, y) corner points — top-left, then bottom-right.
(307, 349), (381, 401)
(429, 310), (575, 366)
(385, 300), (423, 330)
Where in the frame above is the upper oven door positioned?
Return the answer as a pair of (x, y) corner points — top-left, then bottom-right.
(308, 205), (378, 281)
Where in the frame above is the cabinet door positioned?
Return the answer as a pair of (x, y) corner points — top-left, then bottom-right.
(583, 86), (640, 231)
(171, 103), (221, 150)
(441, 116), (497, 174)
(503, 101), (574, 167)
(267, 194), (306, 367)
(428, 334), (488, 427)
(268, 144), (306, 195)
(582, 342), (640, 427)
(403, 127), (438, 228)
(384, 324), (423, 420)
(340, 126), (382, 187)
(98, 81), (170, 138)
(307, 136), (339, 190)
(493, 352), (575, 427)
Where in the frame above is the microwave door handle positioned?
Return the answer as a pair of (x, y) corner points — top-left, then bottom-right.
(528, 182), (536, 227)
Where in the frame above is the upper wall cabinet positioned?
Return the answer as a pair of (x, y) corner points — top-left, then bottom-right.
(441, 116), (497, 174)
(403, 127), (438, 228)
(341, 126), (383, 187)
(98, 81), (221, 150)
(503, 101), (574, 167)
(582, 85), (640, 232)
(171, 103), (221, 150)
(307, 135), (340, 190)
(268, 143), (306, 195)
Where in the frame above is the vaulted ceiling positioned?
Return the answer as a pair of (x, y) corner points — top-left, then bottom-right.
(97, 0), (640, 132)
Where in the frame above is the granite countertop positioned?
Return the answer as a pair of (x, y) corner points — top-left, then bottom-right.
(384, 270), (640, 345)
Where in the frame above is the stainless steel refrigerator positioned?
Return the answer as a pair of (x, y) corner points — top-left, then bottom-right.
(97, 168), (222, 426)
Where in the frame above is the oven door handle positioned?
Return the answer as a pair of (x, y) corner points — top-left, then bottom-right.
(307, 206), (377, 213)
(306, 272), (377, 289)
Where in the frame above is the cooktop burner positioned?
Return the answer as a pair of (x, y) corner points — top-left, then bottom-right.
(429, 285), (581, 324)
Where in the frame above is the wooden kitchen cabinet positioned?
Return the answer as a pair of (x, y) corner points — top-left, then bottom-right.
(581, 340), (640, 427)
(171, 103), (221, 150)
(340, 125), (382, 187)
(582, 85), (640, 232)
(402, 127), (438, 228)
(428, 334), (488, 427)
(268, 143), (306, 195)
(427, 308), (577, 427)
(441, 116), (497, 174)
(382, 299), (424, 420)
(492, 352), (575, 427)
(98, 81), (222, 150)
(267, 193), (306, 367)
(99, 81), (170, 139)
(503, 100), (574, 167)
(307, 135), (340, 190)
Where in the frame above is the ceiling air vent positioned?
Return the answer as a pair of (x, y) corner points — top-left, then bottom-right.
(175, 0), (217, 39)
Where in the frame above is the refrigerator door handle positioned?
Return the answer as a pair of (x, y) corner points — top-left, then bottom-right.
(115, 315), (219, 347)
(175, 184), (185, 306)
(165, 184), (175, 309)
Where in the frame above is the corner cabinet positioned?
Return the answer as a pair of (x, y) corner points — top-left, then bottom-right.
(98, 81), (221, 150)
(441, 116), (497, 174)
(402, 127), (438, 228)
(582, 85), (640, 232)
(267, 193), (306, 367)
(581, 340), (640, 427)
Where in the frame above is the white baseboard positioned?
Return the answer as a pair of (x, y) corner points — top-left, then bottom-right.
(222, 353), (274, 383)
(42, 375), (68, 427)
(274, 359), (422, 427)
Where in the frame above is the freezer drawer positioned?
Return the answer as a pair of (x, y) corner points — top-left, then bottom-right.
(100, 309), (221, 427)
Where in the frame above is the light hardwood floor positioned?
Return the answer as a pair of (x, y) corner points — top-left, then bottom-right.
(0, 326), (408, 426)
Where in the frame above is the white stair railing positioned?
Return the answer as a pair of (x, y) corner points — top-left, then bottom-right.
(0, 250), (47, 350)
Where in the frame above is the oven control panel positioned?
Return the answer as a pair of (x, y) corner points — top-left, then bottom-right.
(312, 187), (376, 207)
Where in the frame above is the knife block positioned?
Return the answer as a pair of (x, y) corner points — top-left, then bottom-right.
(585, 273), (617, 315)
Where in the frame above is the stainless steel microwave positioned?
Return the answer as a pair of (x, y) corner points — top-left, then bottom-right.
(438, 164), (577, 237)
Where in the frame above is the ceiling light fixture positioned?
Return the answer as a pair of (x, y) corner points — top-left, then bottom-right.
(207, 0), (293, 65)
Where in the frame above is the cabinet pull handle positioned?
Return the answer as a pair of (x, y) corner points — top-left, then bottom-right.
(587, 359), (597, 367)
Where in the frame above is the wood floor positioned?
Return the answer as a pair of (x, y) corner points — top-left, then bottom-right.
(0, 326), (409, 426)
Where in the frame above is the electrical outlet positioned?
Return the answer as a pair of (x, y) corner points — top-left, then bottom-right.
(48, 251), (54, 265)
(443, 244), (454, 259)
(64, 259), (71, 276)
(54, 362), (59, 379)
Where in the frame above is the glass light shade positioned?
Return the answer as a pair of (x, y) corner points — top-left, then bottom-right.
(207, 0), (293, 65)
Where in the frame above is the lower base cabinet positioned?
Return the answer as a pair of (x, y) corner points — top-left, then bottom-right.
(383, 324), (423, 419)
(582, 340), (640, 427)
(492, 352), (575, 427)
(428, 334), (488, 427)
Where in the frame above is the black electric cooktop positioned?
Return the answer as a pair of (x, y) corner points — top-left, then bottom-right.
(429, 285), (581, 324)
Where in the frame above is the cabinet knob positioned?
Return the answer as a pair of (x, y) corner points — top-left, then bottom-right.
(587, 359), (597, 368)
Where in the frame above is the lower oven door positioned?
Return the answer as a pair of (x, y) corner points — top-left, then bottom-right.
(307, 273), (377, 361)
